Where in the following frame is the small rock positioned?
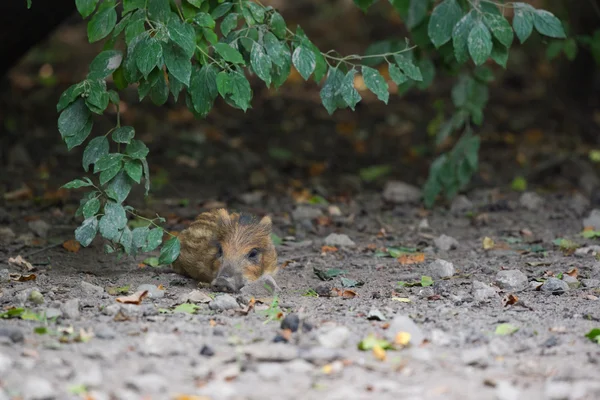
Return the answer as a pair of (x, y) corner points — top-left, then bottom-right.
(80, 281), (104, 296)
(323, 233), (355, 247)
(450, 195), (473, 213)
(142, 333), (185, 356)
(582, 279), (600, 288)
(291, 205), (322, 221)
(428, 259), (455, 278)
(418, 219), (430, 230)
(179, 290), (212, 304)
(575, 245), (600, 257)
(200, 345), (215, 357)
(382, 181), (421, 204)
(61, 298), (81, 319)
(472, 281), (497, 302)
(316, 325), (350, 349)
(495, 381), (520, 400)
(314, 283), (332, 297)
(22, 377), (56, 400)
(0, 227), (15, 244)
(541, 278), (569, 295)
(433, 234), (459, 251)
(95, 325), (117, 340)
(461, 346), (490, 367)
(385, 315), (424, 346)
(0, 327), (24, 343)
(74, 363), (103, 387)
(281, 314), (300, 332)
(125, 374), (168, 394)
(367, 308), (386, 321)
(0, 352), (13, 375)
(519, 192), (544, 211)
(256, 363), (283, 381)
(101, 303), (121, 316)
(430, 329), (452, 347)
(285, 359), (314, 374)
(562, 275), (580, 289)
(208, 294), (239, 311)
(243, 343), (298, 361)
(299, 347), (343, 364)
(240, 274), (280, 297)
(28, 219), (50, 238)
(0, 269), (9, 283)
(583, 209), (600, 230)
(238, 191), (265, 205)
(28, 290), (44, 305)
(544, 381), (573, 400)
(136, 284), (165, 299)
(44, 308), (62, 320)
(495, 270), (528, 291)
(570, 192), (590, 215)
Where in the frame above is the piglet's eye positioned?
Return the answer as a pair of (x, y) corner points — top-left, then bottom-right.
(215, 244), (223, 257)
(247, 248), (259, 259)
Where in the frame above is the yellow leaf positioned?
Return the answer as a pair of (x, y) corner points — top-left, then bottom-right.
(394, 331), (412, 346)
(372, 345), (386, 361)
(391, 297), (411, 303)
(483, 237), (495, 250)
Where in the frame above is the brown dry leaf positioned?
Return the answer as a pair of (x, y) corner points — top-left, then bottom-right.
(235, 297), (256, 316)
(42, 188), (69, 203)
(483, 237), (495, 250)
(398, 253), (425, 265)
(321, 245), (338, 254)
(502, 294), (519, 306)
(354, 74), (367, 91)
(372, 345), (386, 361)
(566, 268), (578, 278)
(291, 188), (312, 204)
(549, 326), (567, 333)
(316, 216), (333, 227)
(366, 243), (378, 251)
(381, 322), (390, 329)
(116, 290), (148, 305)
(113, 310), (130, 322)
(62, 239), (81, 253)
(341, 289), (358, 298)
(10, 273), (37, 282)
(584, 294), (598, 300)
(4, 185), (33, 201)
(281, 260), (293, 269)
(520, 228), (533, 237)
(209, 319), (217, 327)
(394, 331), (412, 346)
(8, 255), (35, 271)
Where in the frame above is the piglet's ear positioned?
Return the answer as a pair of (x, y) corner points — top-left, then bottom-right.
(259, 215), (272, 229)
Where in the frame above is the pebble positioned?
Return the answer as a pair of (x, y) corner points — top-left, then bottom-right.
(125, 374), (168, 394)
(430, 329), (452, 347)
(562, 275), (580, 289)
(316, 325), (350, 349)
(291, 205), (323, 221)
(240, 274), (280, 297)
(519, 192), (544, 211)
(141, 332), (185, 356)
(44, 308), (63, 320)
(238, 191), (264, 205)
(0, 269), (9, 283)
(22, 377), (56, 400)
(80, 281), (104, 296)
(0, 353), (13, 375)
(575, 245), (600, 257)
(28, 290), (44, 305)
(256, 362), (284, 381)
(208, 294), (239, 311)
(299, 347), (343, 365)
(281, 314), (300, 332)
(0, 327), (24, 343)
(583, 209), (600, 230)
(178, 290), (212, 304)
(101, 303), (121, 316)
(382, 181), (422, 204)
(472, 280), (497, 302)
(367, 308), (386, 321)
(285, 359), (314, 374)
(74, 362), (103, 387)
(28, 219), (50, 238)
(243, 343), (298, 361)
(461, 346), (490, 367)
(428, 259), (455, 278)
(450, 195), (473, 213)
(541, 278), (570, 295)
(200, 345), (215, 357)
(495, 270), (528, 291)
(0, 227), (15, 243)
(385, 315), (425, 346)
(323, 233), (356, 247)
(95, 325), (117, 340)
(61, 298), (81, 319)
(495, 381), (521, 400)
(136, 284), (165, 299)
(433, 235), (459, 251)
(582, 279), (600, 288)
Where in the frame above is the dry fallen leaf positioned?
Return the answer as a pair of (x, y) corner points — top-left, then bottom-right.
(116, 290), (149, 305)
(235, 297), (256, 316)
(321, 245), (338, 254)
(209, 319), (217, 327)
(62, 239), (81, 253)
(4, 185), (33, 201)
(10, 273), (37, 282)
(372, 345), (386, 361)
(398, 253), (425, 265)
(483, 237), (495, 250)
(566, 268), (578, 278)
(502, 294), (519, 306)
(394, 331), (412, 346)
(391, 297), (411, 303)
(8, 255), (35, 271)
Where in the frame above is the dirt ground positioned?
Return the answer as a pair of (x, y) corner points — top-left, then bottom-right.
(2, 1), (600, 399)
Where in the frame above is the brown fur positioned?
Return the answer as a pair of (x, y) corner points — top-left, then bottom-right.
(172, 209), (278, 286)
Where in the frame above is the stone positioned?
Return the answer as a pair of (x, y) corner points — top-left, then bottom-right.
(430, 329), (452, 347)
(382, 181), (421, 204)
(74, 363), (103, 387)
(61, 298), (81, 319)
(80, 281), (104, 296)
(281, 314), (300, 332)
(242, 343), (298, 361)
(125, 374), (168, 394)
(179, 290), (212, 304)
(367, 308), (386, 321)
(0, 227), (15, 244)
(44, 308), (63, 320)
(285, 359), (314, 374)
(495, 270), (528, 291)
(298, 347), (344, 365)
(418, 219), (430, 230)
(291, 205), (323, 221)
(323, 233), (355, 247)
(95, 325), (117, 340)
(570, 192), (590, 215)
(450, 195), (473, 213)
(433, 234), (459, 251)
(562, 275), (580, 289)
(461, 346), (490, 367)
(22, 377), (56, 400)
(495, 381), (521, 400)
(208, 294), (239, 311)
(0, 327), (24, 343)
(200, 345), (215, 357)
(0, 269), (9, 284)
(141, 333), (185, 356)
(472, 280), (497, 302)
(101, 304), (121, 316)
(541, 278), (569, 295)
(583, 209), (600, 230)
(0, 352), (13, 375)
(386, 315), (425, 346)
(136, 284), (165, 299)
(240, 274), (280, 297)
(316, 325), (351, 349)
(28, 290), (44, 305)
(428, 259), (455, 278)
(238, 191), (264, 205)
(582, 279), (600, 288)
(256, 363), (284, 381)
(519, 192), (544, 211)
(28, 219), (50, 238)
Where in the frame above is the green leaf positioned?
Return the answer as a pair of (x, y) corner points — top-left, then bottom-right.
(483, 13), (513, 47)
(340, 70), (361, 111)
(163, 40), (192, 86)
(491, 40), (509, 67)
(313, 267), (347, 281)
(394, 53), (423, 81)
(292, 45), (316, 80)
(125, 17), (146, 46)
(87, 4), (117, 43)
(251, 42), (272, 86)
(211, 2), (233, 19)
(201, 27), (218, 45)
(132, 226), (150, 248)
(452, 10), (476, 64)
(320, 67), (346, 115)
(468, 21), (493, 66)
(141, 158), (150, 195)
(263, 32), (287, 67)
(82, 197), (101, 219)
(85, 79), (109, 114)
(359, 165), (391, 182)
(220, 13), (238, 36)
(112, 126), (135, 144)
(216, 71), (252, 111)
(353, 0), (376, 12)
(585, 328), (600, 344)
(62, 179), (93, 189)
(124, 159), (143, 183)
(173, 303), (200, 314)
(213, 43), (245, 64)
(94, 153), (123, 173)
(407, 0), (428, 29)
(75, 217), (99, 247)
(168, 19), (196, 58)
(271, 51), (291, 88)
(88, 50), (123, 79)
(123, 0), (145, 14)
(99, 159), (122, 185)
(495, 323), (519, 335)
(358, 333), (393, 351)
(120, 226), (133, 254)
(362, 66), (389, 104)
(194, 12), (216, 28)
(99, 201), (128, 242)
(126, 139), (149, 159)
(159, 237), (180, 264)
(57, 83), (86, 112)
(511, 176), (527, 192)
(83, 136), (109, 172)
(421, 275), (433, 287)
(147, 0), (170, 21)
(513, 6), (534, 43)
(76, 0), (99, 18)
(190, 64), (218, 116)
(106, 170), (133, 203)
(64, 119), (93, 150)
(270, 12), (286, 40)
(143, 228), (163, 252)
(388, 64), (407, 85)
(533, 10), (566, 39)
(428, 0), (463, 48)
(135, 36), (163, 77)
(58, 98), (91, 138)
(246, 2), (265, 22)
